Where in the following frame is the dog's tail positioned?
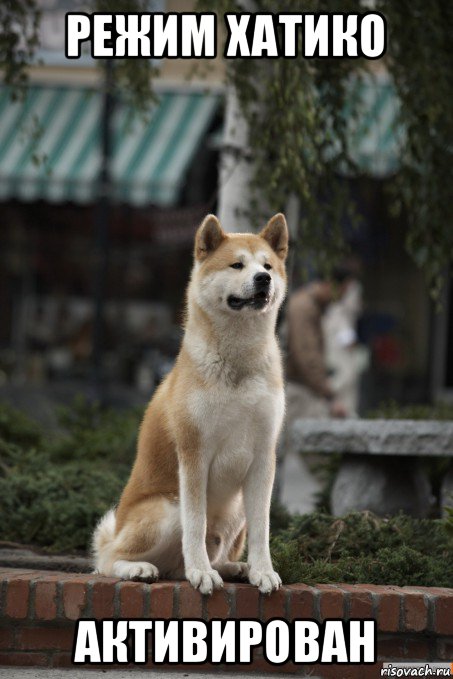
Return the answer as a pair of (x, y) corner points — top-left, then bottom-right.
(91, 508), (116, 574)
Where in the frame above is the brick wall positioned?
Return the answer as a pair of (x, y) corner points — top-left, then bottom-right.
(0, 568), (452, 677)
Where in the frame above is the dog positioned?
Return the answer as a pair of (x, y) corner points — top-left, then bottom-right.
(93, 212), (288, 595)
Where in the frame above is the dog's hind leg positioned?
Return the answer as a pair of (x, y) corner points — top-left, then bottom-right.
(228, 524), (247, 562)
(216, 525), (249, 580)
(111, 559), (159, 581)
(93, 496), (182, 581)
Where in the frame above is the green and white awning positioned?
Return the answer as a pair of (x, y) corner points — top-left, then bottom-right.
(0, 85), (220, 206)
(0, 75), (402, 205)
(345, 73), (404, 177)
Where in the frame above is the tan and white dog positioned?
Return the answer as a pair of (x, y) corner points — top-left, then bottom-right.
(93, 212), (288, 595)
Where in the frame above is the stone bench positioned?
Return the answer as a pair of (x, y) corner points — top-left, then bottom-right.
(291, 419), (453, 517)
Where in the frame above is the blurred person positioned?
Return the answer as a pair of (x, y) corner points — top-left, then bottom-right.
(323, 279), (369, 416)
(285, 269), (353, 423)
(274, 269), (353, 508)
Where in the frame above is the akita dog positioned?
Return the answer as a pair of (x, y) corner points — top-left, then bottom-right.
(93, 213), (288, 595)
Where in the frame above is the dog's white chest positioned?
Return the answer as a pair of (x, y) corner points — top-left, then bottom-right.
(189, 375), (279, 439)
(188, 377), (284, 503)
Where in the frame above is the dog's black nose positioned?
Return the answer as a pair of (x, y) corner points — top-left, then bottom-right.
(254, 272), (271, 288)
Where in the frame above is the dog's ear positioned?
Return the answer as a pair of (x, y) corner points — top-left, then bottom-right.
(195, 214), (226, 261)
(259, 213), (289, 260)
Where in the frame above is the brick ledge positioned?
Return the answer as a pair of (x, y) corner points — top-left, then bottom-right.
(0, 568), (452, 676)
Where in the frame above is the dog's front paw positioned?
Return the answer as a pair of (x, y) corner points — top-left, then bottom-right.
(248, 567), (282, 594)
(186, 568), (223, 595)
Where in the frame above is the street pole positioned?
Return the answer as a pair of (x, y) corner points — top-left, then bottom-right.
(92, 59), (114, 405)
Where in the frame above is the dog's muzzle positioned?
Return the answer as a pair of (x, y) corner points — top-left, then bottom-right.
(254, 272), (271, 289)
(227, 273), (272, 310)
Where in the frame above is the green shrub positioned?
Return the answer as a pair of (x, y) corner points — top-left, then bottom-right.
(0, 402), (43, 448)
(0, 399), (140, 552)
(270, 511), (453, 587)
(49, 396), (140, 464)
(0, 401), (452, 587)
(367, 400), (453, 421)
(0, 442), (125, 552)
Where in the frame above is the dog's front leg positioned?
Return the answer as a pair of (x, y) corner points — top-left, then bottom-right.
(243, 447), (282, 594)
(179, 460), (223, 595)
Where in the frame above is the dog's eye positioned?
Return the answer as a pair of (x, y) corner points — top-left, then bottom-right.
(230, 262), (244, 270)
(264, 263), (272, 271)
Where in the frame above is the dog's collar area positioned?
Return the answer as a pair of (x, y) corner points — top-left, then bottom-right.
(227, 290), (270, 310)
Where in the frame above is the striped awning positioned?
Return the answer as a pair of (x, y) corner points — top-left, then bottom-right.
(345, 73), (404, 177)
(0, 85), (220, 206)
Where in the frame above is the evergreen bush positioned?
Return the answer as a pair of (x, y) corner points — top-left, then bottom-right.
(0, 402), (452, 587)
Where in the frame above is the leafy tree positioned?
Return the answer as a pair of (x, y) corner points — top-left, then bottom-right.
(0, 0), (156, 109)
(380, 1), (453, 298)
(200, 0), (453, 293)
(2, 1), (452, 292)
(0, 0), (40, 92)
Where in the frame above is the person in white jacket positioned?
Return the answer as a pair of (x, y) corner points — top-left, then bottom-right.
(323, 279), (369, 417)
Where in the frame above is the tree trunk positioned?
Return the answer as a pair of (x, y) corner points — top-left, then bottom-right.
(217, 85), (255, 233)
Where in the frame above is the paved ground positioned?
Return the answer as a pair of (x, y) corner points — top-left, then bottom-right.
(0, 670), (295, 678)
